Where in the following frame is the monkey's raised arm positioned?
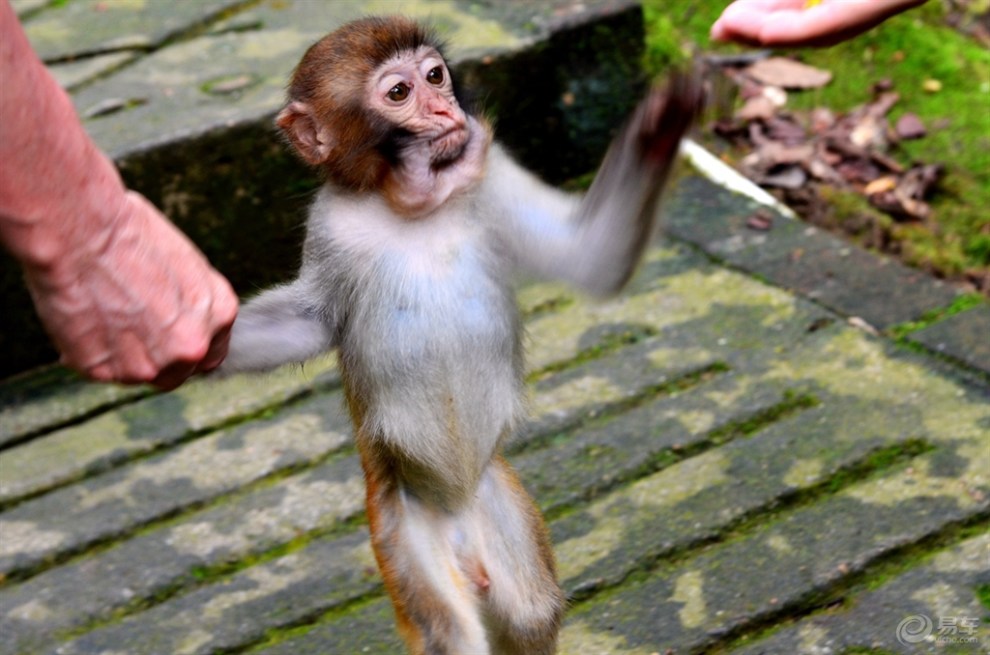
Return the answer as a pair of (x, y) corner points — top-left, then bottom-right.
(489, 70), (704, 297)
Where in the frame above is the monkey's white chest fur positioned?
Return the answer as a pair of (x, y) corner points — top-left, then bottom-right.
(317, 192), (525, 500)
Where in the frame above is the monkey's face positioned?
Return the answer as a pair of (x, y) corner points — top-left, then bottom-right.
(368, 46), (470, 167)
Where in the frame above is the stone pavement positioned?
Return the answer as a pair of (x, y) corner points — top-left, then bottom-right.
(1, 1), (989, 654)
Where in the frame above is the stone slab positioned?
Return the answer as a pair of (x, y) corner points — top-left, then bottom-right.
(252, 596), (405, 655)
(911, 304), (990, 374)
(47, 51), (136, 91)
(561, 456), (988, 655)
(22, 0), (249, 62)
(0, 356), (338, 505)
(730, 534), (990, 655)
(52, 530), (380, 655)
(11, 0), (47, 19)
(662, 175), (962, 330)
(82, 307), (989, 655)
(0, 392), (353, 578)
(0, 367), (146, 448)
(0, 453), (366, 655)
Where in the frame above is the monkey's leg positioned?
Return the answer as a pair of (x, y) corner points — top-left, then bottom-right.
(473, 457), (565, 655)
(362, 452), (492, 655)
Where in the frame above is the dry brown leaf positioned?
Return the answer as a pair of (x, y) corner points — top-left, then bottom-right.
(895, 113), (927, 139)
(745, 208), (775, 231)
(736, 96), (776, 121)
(864, 176), (898, 196)
(745, 57), (833, 89)
(759, 141), (815, 167)
(759, 165), (807, 189)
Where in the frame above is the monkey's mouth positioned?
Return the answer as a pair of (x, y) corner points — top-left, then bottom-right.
(430, 125), (470, 166)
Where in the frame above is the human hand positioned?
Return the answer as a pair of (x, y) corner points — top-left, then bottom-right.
(22, 191), (238, 390)
(711, 0), (927, 47)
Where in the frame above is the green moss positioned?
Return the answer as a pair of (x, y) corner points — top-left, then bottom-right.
(707, 391), (818, 444)
(526, 324), (660, 383)
(976, 582), (990, 611)
(888, 293), (987, 340)
(521, 294), (576, 321)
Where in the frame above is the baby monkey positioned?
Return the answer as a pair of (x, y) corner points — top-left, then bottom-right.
(220, 15), (703, 655)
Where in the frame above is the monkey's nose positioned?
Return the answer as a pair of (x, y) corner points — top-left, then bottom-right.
(428, 95), (457, 118)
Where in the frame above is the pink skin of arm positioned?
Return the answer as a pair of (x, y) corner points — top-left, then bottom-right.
(711, 0), (928, 47)
(0, 0), (237, 390)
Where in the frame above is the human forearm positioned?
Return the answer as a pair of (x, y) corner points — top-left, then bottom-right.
(0, 0), (127, 273)
(1, 0), (238, 388)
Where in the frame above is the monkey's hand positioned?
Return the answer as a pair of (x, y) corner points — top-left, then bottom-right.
(633, 67), (707, 174)
(217, 280), (337, 374)
(565, 65), (706, 295)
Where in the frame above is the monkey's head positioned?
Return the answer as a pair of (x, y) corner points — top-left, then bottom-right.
(277, 16), (476, 192)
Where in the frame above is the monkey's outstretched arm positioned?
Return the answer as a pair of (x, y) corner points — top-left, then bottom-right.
(490, 70), (704, 297)
(218, 281), (337, 373)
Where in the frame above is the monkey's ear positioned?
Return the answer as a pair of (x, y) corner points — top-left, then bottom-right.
(276, 101), (334, 165)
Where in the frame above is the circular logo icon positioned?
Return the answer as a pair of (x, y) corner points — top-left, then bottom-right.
(897, 614), (934, 645)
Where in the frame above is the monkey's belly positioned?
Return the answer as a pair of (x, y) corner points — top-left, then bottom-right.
(344, 276), (523, 491)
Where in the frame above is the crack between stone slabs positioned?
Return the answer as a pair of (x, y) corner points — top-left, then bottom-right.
(663, 234), (990, 390)
(39, 0), (262, 66)
(526, 325), (662, 384)
(564, 437), (934, 607)
(541, 389), (819, 524)
(216, 591), (389, 655)
(0, 388), (154, 454)
(699, 513), (990, 655)
(510, 360), (731, 458)
(0, 374), (342, 513)
(59, 511), (370, 645)
(0, 443), (357, 588)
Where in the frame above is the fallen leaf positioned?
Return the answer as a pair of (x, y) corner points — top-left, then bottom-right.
(850, 115), (887, 149)
(808, 157), (844, 183)
(745, 208), (775, 231)
(865, 92), (899, 118)
(763, 85), (788, 107)
(759, 165), (807, 189)
(736, 95), (776, 121)
(746, 57), (832, 89)
(922, 78), (943, 93)
(810, 107), (836, 133)
(764, 116), (806, 144)
(836, 159), (882, 185)
(871, 78), (894, 94)
(869, 151), (904, 174)
(895, 113), (927, 139)
(759, 141), (815, 167)
(864, 176), (898, 196)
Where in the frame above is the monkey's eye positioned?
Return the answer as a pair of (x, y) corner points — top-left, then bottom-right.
(387, 82), (410, 102)
(426, 66), (444, 86)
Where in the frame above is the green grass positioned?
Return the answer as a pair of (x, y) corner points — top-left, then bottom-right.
(642, 1), (990, 285)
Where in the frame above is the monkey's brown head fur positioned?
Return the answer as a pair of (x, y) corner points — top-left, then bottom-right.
(277, 16), (446, 191)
